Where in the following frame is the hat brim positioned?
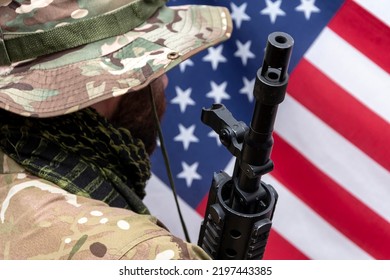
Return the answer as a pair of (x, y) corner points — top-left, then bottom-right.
(0, 5), (232, 118)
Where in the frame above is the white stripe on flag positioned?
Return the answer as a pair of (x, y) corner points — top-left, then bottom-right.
(145, 174), (202, 242)
(355, 0), (390, 26)
(276, 94), (390, 222)
(305, 27), (390, 123)
(263, 174), (374, 260)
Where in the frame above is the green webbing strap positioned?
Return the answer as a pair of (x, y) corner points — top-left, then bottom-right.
(0, 0), (166, 66)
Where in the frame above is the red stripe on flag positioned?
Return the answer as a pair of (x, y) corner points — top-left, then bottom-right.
(196, 191), (208, 217)
(263, 230), (309, 260)
(288, 59), (390, 172)
(272, 133), (390, 259)
(328, 0), (390, 73)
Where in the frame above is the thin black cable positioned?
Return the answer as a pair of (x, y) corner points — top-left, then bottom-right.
(148, 84), (191, 243)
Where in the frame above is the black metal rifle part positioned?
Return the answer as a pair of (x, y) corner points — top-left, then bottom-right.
(197, 32), (294, 260)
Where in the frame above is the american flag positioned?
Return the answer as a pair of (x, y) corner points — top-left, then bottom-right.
(144, 0), (390, 259)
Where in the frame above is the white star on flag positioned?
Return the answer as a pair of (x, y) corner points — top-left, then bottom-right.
(202, 45), (227, 70)
(234, 40), (256, 66)
(295, 0), (321, 20)
(261, 0), (286, 24)
(206, 81), (230, 104)
(230, 2), (251, 29)
(177, 162), (202, 187)
(240, 77), (256, 103)
(174, 124), (199, 150)
(171, 86), (195, 113)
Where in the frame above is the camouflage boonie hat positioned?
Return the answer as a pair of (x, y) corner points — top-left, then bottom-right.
(0, 0), (232, 117)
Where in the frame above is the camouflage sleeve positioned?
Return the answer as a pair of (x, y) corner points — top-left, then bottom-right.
(0, 167), (210, 260)
(120, 226), (211, 260)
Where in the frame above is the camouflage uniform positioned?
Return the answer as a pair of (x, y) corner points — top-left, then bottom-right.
(0, 0), (232, 259)
(0, 150), (211, 259)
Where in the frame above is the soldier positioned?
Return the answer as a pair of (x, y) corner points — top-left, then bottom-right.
(0, 0), (232, 259)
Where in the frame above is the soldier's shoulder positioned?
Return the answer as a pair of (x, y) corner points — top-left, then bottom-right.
(0, 173), (209, 260)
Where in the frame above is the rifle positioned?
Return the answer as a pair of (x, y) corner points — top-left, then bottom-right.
(197, 32), (294, 259)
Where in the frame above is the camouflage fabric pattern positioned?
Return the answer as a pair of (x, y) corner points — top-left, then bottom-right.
(0, 0), (232, 117)
(0, 150), (210, 259)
